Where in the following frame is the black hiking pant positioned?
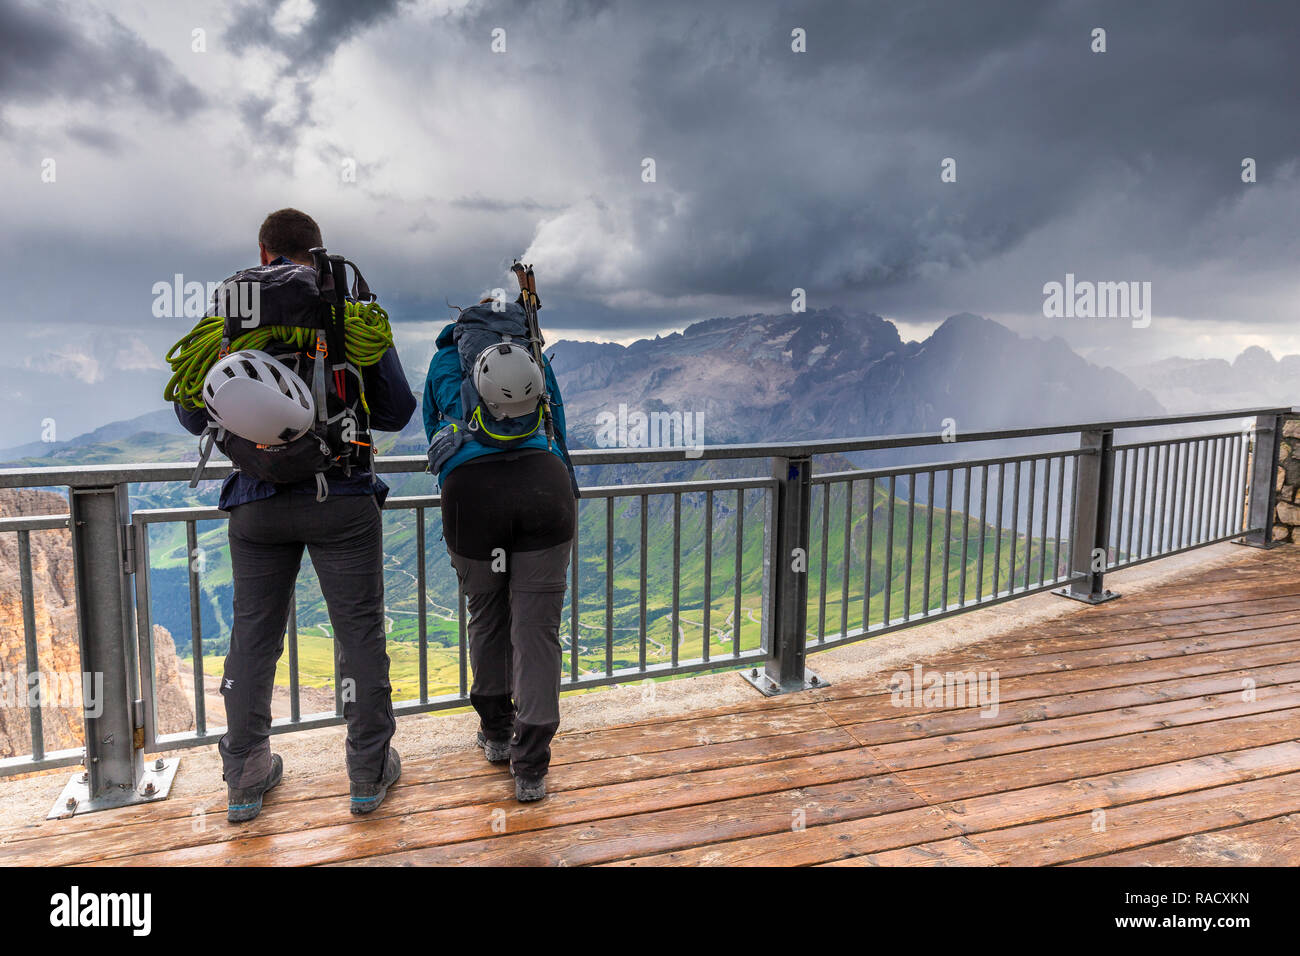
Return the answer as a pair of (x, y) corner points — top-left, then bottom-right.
(441, 449), (576, 779)
(220, 493), (396, 788)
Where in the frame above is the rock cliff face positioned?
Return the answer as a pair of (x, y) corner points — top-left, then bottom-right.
(0, 489), (193, 761)
(547, 309), (1164, 448)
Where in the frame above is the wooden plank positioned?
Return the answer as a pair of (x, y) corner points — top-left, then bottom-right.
(828, 630), (1300, 729)
(813, 629), (1300, 718)
(857, 685), (1300, 771)
(0, 697), (838, 846)
(1066, 813), (1300, 866)
(0, 725), (860, 865)
(950, 592), (1300, 653)
(0, 750), (500, 845)
(830, 667), (1300, 745)
(827, 809), (1300, 869)
(914, 609), (1300, 666)
(338, 773), (936, 868)
(1113, 565), (1298, 597)
(602, 742), (1300, 867)
(968, 772), (1300, 866)
(977, 590), (1300, 643)
(912, 622), (1300, 683)
(534, 700), (836, 763)
(1183, 561), (1300, 586)
(817, 837), (1000, 867)
(1060, 578), (1300, 612)
(899, 707), (1300, 804)
(820, 659), (1300, 730)
(1024, 579), (1300, 626)
(69, 747), (898, 868)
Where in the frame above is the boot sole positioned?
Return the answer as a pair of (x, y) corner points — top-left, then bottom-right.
(351, 758), (402, 816)
(349, 786), (392, 815)
(227, 759), (284, 823)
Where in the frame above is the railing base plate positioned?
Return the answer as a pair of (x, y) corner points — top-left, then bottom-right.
(740, 668), (830, 697)
(1052, 586), (1121, 605)
(46, 757), (180, 820)
(1234, 538), (1279, 550)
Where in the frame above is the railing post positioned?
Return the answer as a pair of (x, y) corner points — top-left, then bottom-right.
(1242, 413), (1283, 549)
(744, 455), (827, 695)
(49, 483), (177, 818)
(1055, 429), (1121, 605)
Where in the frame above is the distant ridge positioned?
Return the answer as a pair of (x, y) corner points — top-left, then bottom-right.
(547, 308), (1163, 448)
(0, 408), (188, 462)
(1123, 346), (1300, 413)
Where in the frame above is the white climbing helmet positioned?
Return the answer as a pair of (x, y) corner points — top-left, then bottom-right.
(202, 349), (315, 444)
(472, 342), (544, 420)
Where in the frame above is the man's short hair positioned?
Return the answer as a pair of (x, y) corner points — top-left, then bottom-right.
(258, 208), (323, 261)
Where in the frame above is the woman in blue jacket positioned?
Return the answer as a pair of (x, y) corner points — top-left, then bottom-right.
(423, 302), (576, 802)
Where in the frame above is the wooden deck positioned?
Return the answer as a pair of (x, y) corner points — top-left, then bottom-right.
(4, 545), (1300, 867)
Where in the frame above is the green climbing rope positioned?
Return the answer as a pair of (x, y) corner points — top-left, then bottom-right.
(165, 301), (394, 410)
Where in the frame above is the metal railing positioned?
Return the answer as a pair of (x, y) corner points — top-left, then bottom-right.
(0, 407), (1289, 807)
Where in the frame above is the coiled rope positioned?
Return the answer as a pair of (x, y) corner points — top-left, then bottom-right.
(165, 301), (394, 410)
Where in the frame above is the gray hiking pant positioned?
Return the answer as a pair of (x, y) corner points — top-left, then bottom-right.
(220, 493), (396, 788)
(448, 541), (572, 778)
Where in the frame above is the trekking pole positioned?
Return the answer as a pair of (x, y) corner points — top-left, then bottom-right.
(511, 260), (556, 450)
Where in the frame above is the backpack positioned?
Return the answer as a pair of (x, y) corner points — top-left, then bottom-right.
(454, 302), (546, 447)
(190, 249), (375, 499)
(427, 301), (579, 495)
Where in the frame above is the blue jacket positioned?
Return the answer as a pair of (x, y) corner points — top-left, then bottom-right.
(174, 258), (417, 510)
(422, 321), (569, 483)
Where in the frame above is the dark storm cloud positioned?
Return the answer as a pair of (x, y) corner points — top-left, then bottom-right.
(456, 0), (1300, 317)
(3, 0), (1298, 346)
(0, 0), (205, 117)
(224, 0), (404, 143)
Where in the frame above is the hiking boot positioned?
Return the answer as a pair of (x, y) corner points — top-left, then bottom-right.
(227, 754), (283, 824)
(513, 772), (546, 803)
(476, 730), (511, 764)
(350, 748), (401, 816)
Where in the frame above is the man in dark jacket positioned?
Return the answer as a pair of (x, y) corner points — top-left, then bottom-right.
(175, 208), (417, 822)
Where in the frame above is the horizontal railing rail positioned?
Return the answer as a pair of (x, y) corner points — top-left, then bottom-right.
(0, 406), (1290, 801)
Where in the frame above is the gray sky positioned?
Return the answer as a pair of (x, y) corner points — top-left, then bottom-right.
(1, 0), (1297, 446)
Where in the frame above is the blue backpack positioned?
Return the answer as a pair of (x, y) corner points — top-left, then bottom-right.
(427, 301), (579, 495)
(452, 302), (545, 448)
